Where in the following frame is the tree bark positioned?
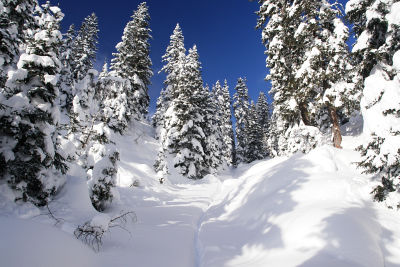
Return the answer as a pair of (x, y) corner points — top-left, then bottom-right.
(299, 102), (312, 126)
(328, 104), (342, 149)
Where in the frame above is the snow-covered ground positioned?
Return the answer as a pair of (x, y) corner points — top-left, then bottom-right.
(1, 121), (400, 267)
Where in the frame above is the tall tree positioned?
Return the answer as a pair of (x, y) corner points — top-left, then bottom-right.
(233, 77), (250, 163)
(294, 0), (356, 149)
(245, 101), (264, 162)
(58, 24), (76, 113)
(0, 0), (38, 177)
(70, 13), (98, 83)
(111, 2), (152, 118)
(212, 80), (236, 166)
(204, 84), (224, 172)
(256, 91), (270, 157)
(153, 23), (185, 135)
(2, 2), (67, 206)
(256, 0), (309, 156)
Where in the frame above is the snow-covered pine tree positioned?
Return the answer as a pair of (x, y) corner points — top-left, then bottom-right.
(294, 0), (356, 149)
(245, 101), (264, 163)
(212, 80), (236, 166)
(166, 45), (210, 179)
(153, 23), (185, 137)
(58, 24), (76, 113)
(348, 0), (400, 207)
(2, 2), (67, 206)
(110, 2), (152, 118)
(70, 13), (98, 83)
(256, 91), (270, 157)
(98, 75), (130, 134)
(203, 84), (224, 172)
(256, 0), (309, 156)
(0, 0), (37, 177)
(346, 0), (390, 90)
(0, 0), (37, 87)
(233, 77), (250, 163)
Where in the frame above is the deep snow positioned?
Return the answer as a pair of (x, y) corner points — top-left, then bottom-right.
(1, 121), (400, 267)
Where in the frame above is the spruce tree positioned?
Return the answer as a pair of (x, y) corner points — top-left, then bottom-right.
(153, 23), (185, 136)
(0, 0), (37, 177)
(59, 24), (76, 112)
(2, 2), (67, 206)
(204, 84), (224, 172)
(0, 0), (37, 75)
(166, 45), (210, 179)
(70, 13), (98, 83)
(256, 91), (270, 157)
(233, 78), (250, 163)
(111, 2), (152, 118)
(294, 0), (355, 149)
(256, 0), (308, 156)
(245, 101), (264, 163)
(212, 80), (236, 166)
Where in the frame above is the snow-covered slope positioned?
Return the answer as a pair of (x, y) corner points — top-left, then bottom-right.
(1, 122), (400, 267)
(198, 138), (400, 267)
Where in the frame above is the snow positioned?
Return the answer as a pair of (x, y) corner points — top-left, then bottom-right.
(387, 2), (400, 25)
(1, 121), (400, 267)
(17, 54), (55, 69)
(393, 50), (400, 71)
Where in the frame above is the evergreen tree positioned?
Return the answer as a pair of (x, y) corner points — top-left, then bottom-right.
(153, 23), (185, 136)
(245, 102), (264, 163)
(256, 0), (309, 156)
(212, 80), (235, 166)
(257, 0), (353, 155)
(204, 84), (224, 172)
(111, 2), (152, 118)
(349, 0), (400, 208)
(58, 24), (76, 112)
(155, 28), (214, 179)
(233, 78), (250, 163)
(166, 45), (210, 179)
(0, 0), (37, 77)
(294, 0), (356, 149)
(0, 0), (37, 177)
(2, 2), (67, 206)
(256, 91), (270, 157)
(70, 13), (98, 83)
(346, 0), (391, 86)
(98, 76), (130, 134)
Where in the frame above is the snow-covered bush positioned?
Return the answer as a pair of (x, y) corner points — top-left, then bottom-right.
(74, 211), (136, 251)
(284, 124), (328, 156)
(87, 123), (119, 211)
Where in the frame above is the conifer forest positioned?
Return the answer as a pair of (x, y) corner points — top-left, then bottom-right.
(0, 0), (400, 266)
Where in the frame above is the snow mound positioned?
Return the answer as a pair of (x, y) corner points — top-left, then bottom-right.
(198, 142), (400, 267)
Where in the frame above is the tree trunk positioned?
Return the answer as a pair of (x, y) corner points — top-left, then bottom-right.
(328, 104), (342, 149)
(299, 102), (312, 126)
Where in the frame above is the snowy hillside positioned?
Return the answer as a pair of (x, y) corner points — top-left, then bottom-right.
(1, 121), (400, 267)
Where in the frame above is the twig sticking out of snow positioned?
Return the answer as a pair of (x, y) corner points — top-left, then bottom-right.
(74, 211), (136, 251)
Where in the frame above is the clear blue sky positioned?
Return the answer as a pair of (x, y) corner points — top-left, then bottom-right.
(53, 0), (267, 113)
(54, 0), (350, 114)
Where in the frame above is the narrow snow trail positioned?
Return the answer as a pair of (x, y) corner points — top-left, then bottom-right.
(95, 122), (223, 267)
